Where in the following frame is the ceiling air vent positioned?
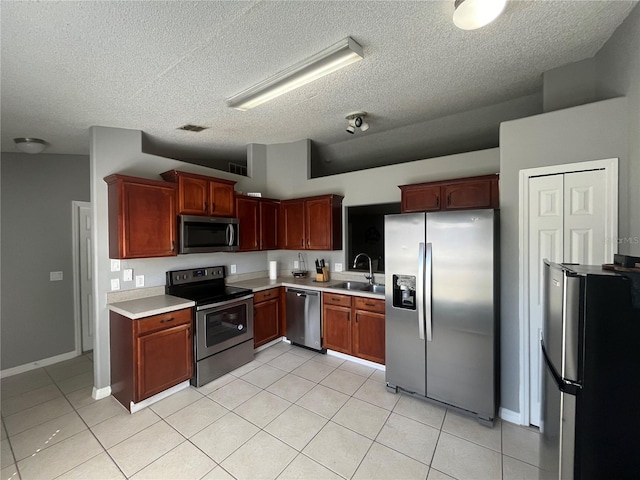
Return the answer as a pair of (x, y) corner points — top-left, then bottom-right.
(177, 124), (208, 132)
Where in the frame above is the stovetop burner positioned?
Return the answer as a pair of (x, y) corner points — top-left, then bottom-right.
(165, 266), (253, 306)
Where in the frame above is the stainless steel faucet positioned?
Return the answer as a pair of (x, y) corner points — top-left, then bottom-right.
(353, 253), (374, 285)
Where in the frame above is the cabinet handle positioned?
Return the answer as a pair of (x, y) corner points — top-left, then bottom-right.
(160, 317), (175, 323)
(447, 194), (451, 206)
(436, 196), (440, 208)
(211, 202), (216, 212)
(307, 239), (310, 247)
(347, 313), (351, 321)
(365, 302), (375, 307)
(204, 201), (207, 210)
(264, 293), (271, 297)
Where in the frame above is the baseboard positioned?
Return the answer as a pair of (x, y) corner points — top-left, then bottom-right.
(326, 349), (385, 371)
(129, 381), (189, 413)
(92, 385), (112, 400)
(255, 337), (286, 352)
(0, 350), (78, 378)
(499, 406), (523, 425)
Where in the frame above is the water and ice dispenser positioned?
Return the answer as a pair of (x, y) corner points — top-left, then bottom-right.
(392, 274), (416, 309)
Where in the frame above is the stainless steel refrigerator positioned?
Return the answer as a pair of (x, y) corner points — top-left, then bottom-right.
(384, 210), (499, 424)
(539, 261), (640, 479)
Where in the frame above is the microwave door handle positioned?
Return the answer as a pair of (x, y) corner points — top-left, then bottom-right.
(226, 224), (234, 246)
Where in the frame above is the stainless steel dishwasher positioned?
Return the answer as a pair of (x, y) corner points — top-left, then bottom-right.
(285, 287), (323, 351)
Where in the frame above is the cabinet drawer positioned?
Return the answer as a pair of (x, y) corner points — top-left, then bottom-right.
(254, 288), (280, 304)
(136, 308), (192, 335)
(324, 293), (352, 307)
(354, 297), (385, 313)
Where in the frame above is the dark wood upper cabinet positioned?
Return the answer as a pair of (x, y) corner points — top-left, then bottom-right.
(160, 170), (236, 217)
(104, 174), (177, 259)
(399, 174), (499, 213)
(235, 195), (280, 251)
(280, 194), (343, 250)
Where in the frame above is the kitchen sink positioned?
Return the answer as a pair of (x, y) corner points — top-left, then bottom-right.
(332, 281), (385, 294)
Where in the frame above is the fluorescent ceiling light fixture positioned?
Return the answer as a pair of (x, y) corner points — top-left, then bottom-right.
(453, 0), (507, 30)
(14, 137), (47, 154)
(227, 37), (364, 111)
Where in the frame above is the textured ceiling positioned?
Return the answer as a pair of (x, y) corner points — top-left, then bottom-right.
(1, 1), (637, 167)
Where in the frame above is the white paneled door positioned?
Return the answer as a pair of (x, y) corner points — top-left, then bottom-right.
(528, 169), (609, 426)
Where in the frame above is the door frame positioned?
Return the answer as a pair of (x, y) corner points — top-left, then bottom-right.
(72, 200), (92, 355)
(517, 158), (618, 426)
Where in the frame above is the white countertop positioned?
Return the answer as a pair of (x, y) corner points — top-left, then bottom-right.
(228, 276), (385, 300)
(108, 294), (195, 319)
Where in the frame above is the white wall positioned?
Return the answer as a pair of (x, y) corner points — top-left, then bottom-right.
(499, 97), (628, 415)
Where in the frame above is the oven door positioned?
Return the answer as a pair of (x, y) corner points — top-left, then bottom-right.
(195, 295), (254, 360)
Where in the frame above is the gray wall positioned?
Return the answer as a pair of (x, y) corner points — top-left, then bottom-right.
(595, 2), (640, 255)
(499, 98), (628, 414)
(1, 153), (90, 369)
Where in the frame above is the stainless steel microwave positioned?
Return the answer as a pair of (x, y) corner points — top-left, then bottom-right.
(179, 215), (239, 254)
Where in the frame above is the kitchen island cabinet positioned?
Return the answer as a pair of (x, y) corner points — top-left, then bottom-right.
(160, 170), (236, 217)
(104, 174), (177, 259)
(109, 302), (193, 411)
(280, 194), (343, 250)
(400, 174), (499, 213)
(253, 287), (282, 348)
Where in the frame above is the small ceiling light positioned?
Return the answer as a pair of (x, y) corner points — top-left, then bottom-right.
(227, 37), (364, 111)
(13, 137), (47, 154)
(345, 112), (369, 134)
(453, 0), (507, 30)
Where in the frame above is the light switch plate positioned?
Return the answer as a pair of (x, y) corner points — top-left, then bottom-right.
(230, 264), (237, 274)
(293, 261), (299, 269)
(335, 263), (343, 272)
(110, 259), (121, 272)
(111, 278), (120, 291)
(50, 271), (63, 281)
(135, 275), (144, 287)
(123, 269), (133, 282)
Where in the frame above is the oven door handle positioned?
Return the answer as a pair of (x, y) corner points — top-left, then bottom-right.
(195, 294), (254, 311)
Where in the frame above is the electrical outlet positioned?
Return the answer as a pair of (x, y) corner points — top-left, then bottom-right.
(230, 264), (237, 274)
(135, 275), (144, 287)
(335, 263), (343, 272)
(123, 269), (133, 282)
(294, 261), (299, 269)
(50, 271), (63, 281)
(110, 259), (121, 272)
(111, 278), (120, 291)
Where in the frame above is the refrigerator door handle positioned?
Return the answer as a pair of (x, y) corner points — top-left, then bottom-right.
(417, 242), (426, 340)
(425, 242), (433, 342)
(541, 338), (581, 395)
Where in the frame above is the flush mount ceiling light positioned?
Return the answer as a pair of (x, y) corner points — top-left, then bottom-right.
(345, 112), (369, 134)
(227, 37), (364, 111)
(13, 137), (47, 154)
(453, 0), (507, 30)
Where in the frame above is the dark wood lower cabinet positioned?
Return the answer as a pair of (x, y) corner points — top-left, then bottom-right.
(253, 288), (282, 348)
(322, 293), (385, 364)
(110, 308), (193, 410)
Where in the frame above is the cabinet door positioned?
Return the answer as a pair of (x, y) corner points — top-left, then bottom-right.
(260, 200), (280, 250)
(179, 176), (209, 215)
(254, 298), (280, 348)
(353, 309), (385, 364)
(401, 185), (441, 213)
(305, 197), (332, 250)
(322, 304), (351, 354)
(136, 323), (192, 401)
(443, 180), (492, 210)
(210, 181), (235, 217)
(236, 196), (260, 251)
(281, 200), (306, 249)
(120, 181), (176, 258)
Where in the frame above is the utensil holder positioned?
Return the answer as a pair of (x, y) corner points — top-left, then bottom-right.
(316, 267), (329, 282)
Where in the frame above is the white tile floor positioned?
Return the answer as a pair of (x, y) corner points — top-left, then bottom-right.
(1, 342), (542, 479)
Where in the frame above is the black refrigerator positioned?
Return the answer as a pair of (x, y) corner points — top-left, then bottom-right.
(539, 261), (640, 479)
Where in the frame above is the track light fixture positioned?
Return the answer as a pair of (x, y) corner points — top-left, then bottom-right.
(345, 112), (369, 134)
